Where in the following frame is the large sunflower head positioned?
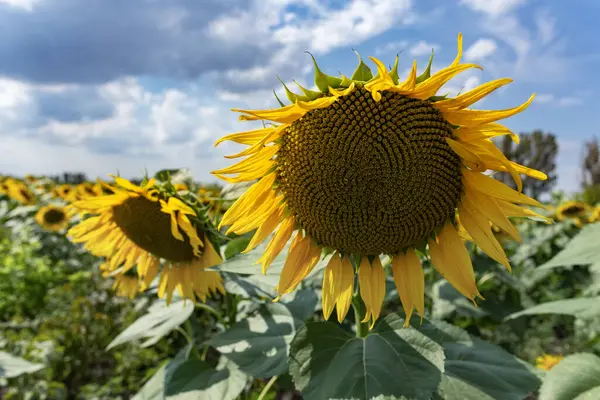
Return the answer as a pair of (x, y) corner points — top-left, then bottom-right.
(8, 181), (37, 205)
(35, 205), (70, 232)
(67, 176), (225, 303)
(213, 33), (550, 328)
(556, 201), (590, 221)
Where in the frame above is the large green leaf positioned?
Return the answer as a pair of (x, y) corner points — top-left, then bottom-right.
(505, 297), (600, 320)
(539, 353), (600, 400)
(0, 351), (44, 378)
(131, 363), (168, 400)
(289, 314), (445, 400)
(539, 223), (600, 269)
(164, 357), (246, 400)
(431, 280), (488, 320)
(107, 298), (194, 350)
(432, 322), (540, 400)
(206, 290), (317, 378)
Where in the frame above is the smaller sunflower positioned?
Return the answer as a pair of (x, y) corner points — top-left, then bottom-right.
(77, 182), (103, 199)
(8, 182), (37, 205)
(174, 183), (189, 192)
(35, 205), (70, 232)
(556, 201), (590, 221)
(53, 184), (75, 201)
(587, 205), (600, 223)
(536, 354), (563, 371)
(68, 176), (226, 303)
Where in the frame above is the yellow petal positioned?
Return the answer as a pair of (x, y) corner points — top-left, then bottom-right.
(455, 123), (519, 144)
(391, 249), (425, 327)
(219, 173), (277, 228)
(428, 222), (481, 301)
(408, 63), (481, 100)
(463, 170), (543, 208)
(446, 138), (486, 171)
(459, 196), (511, 270)
(258, 216), (295, 274)
(211, 145), (278, 176)
(322, 254), (341, 321)
(451, 33), (463, 67)
(443, 94), (535, 127)
(215, 127), (276, 147)
(434, 78), (513, 111)
(336, 256), (355, 323)
(358, 257), (385, 329)
(201, 240), (223, 269)
(277, 235), (322, 296)
(243, 204), (285, 254)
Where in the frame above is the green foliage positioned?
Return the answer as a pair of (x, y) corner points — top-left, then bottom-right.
(582, 137), (600, 186)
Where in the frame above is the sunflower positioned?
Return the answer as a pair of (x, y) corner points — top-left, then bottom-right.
(536, 354), (563, 371)
(53, 184), (75, 201)
(589, 206), (600, 223)
(35, 205), (70, 232)
(556, 201), (590, 221)
(213, 33), (550, 328)
(0, 180), (11, 196)
(67, 176), (225, 303)
(174, 183), (189, 192)
(77, 182), (103, 199)
(8, 182), (37, 205)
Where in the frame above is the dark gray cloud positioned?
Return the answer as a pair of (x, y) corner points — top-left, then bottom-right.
(0, 0), (271, 84)
(36, 88), (114, 122)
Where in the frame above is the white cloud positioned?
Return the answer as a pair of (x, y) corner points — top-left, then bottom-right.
(460, 0), (526, 17)
(535, 93), (584, 107)
(409, 41), (438, 57)
(464, 38), (497, 61)
(375, 40), (408, 56)
(0, 0), (37, 12)
(535, 93), (554, 103)
(210, 0), (414, 93)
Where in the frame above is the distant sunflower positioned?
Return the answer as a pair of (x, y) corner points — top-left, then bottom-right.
(77, 182), (103, 199)
(53, 184), (73, 200)
(589, 206), (600, 223)
(214, 33), (549, 327)
(536, 354), (563, 371)
(174, 183), (189, 192)
(8, 182), (37, 205)
(556, 201), (590, 221)
(0, 180), (10, 196)
(67, 176), (225, 303)
(35, 205), (69, 232)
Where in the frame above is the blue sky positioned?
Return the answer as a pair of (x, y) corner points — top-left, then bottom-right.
(0, 0), (597, 193)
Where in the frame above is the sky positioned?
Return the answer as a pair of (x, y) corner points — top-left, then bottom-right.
(0, 0), (597, 193)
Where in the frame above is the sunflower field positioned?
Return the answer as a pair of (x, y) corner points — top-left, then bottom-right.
(2, 35), (600, 400)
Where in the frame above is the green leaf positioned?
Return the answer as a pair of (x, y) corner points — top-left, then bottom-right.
(107, 298), (194, 350)
(164, 357), (246, 400)
(431, 280), (488, 320)
(308, 52), (343, 91)
(289, 314), (445, 400)
(432, 322), (540, 400)
(539, 353), (600, 400)
(131, 363), (167, 400)
(224, 236), (252, 260)
(351, 50), (373, 81)
(505, 297), (600, 320)
(154, 169), (183, 182)
(207, 293), (315, 378)
(539, 223), (600, 269)
(0, 351), (44, 378)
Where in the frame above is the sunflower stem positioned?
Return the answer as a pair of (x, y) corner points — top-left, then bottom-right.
(195, 302), (227, 327)
(352, 295), (369, 338)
